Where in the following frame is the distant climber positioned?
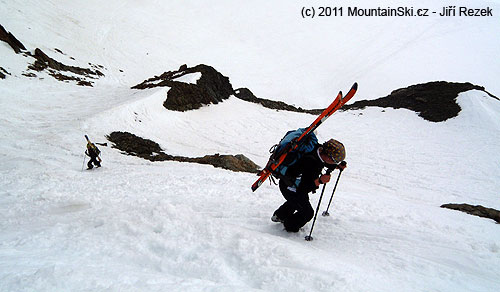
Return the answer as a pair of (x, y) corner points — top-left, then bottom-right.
(85, 135), (101, 169)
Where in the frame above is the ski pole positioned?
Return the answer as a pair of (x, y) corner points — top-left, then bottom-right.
(81, 153), (86, 171)
(305, 168), (333, 241)
(322, 169), (343, 217)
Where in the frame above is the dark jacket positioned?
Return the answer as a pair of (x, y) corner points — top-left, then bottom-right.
(284, 146), (325, 194)
(86, 143), (100, 158)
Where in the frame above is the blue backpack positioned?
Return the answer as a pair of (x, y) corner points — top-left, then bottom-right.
(270, 128), (318, 178)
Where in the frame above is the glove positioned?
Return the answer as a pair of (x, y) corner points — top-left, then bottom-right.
(338, 161), (347, 171)
(318, 174), (331, 184)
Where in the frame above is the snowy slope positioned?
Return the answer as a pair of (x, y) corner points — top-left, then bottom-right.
(1, 1), (500, 291)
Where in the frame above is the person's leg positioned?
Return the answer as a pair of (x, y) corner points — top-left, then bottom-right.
(87, 159), (94, 169)
(273, 201), (296, 222)
(283, 193), (314, 232)
(273, 181), (299, 221)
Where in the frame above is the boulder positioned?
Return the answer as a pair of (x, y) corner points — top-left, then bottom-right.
(132, 64), (234, 111)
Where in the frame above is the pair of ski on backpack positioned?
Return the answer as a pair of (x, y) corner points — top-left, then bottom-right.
(251, 82), (358, 192)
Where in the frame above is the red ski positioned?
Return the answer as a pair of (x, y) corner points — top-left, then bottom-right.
(251, 82), (358, 192)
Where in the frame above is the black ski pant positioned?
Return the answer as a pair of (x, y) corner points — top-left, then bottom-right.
(274, 180), (314, 232)
(87, 156), (101, 169)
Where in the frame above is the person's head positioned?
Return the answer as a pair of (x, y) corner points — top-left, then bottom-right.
(320, 139), (345, 164)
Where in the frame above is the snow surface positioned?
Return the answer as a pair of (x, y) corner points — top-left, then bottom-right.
(173, 73), (202, 85)
(1, 1), (500, 291)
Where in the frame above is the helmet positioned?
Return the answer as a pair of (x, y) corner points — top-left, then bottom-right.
(322, 139), (345, 163)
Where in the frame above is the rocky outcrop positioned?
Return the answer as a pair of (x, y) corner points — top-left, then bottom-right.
(238, 81), (497, 122)
(106, 131), (260, 173)
(27, 48), (104, 86)
(0, 67), (9, 79)
(132, 64), (234, 111)
(132, 64), (496, 123)
(234, 88), (322, 114)
(0, 24), (26, 54)
(343, 81), (494, 122)
(0, 24), (105, 86)
(441, 203), (500, 224)
(29, 48), (103, 77)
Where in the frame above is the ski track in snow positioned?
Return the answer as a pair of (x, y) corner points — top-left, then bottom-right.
(1, 0), (500, 291)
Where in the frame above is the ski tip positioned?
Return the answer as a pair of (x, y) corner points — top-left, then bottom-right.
(352, 82), (358, 90)
(251, 181), (261, 192)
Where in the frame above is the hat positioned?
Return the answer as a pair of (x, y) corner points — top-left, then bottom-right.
(322, 139), (345, 163)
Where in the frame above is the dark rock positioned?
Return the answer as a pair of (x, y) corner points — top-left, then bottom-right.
(132, 64), (234, 111)
(1, 25), (103, 86)
(106, 131), (165, 158)
(30, 48), (100, 77)
(0, 24), (26, 53)
(76, 80), (93, 87)
(193, 154), (260, 173)
(25, 48), (104, 86)
(163, 82), (215, 112)
(0, 66), (8, 79)
(194, 64), (233, 103)
(343, 81), (493, 122)
(22, 72), (37, 78)
(106, 131), (260, 173)
(441, 203), (500, 224)
(234, 88), (322, 114)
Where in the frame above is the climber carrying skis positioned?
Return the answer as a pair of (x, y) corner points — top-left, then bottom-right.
(85, 135), (101, 169)
(271, 139), (346, 232)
